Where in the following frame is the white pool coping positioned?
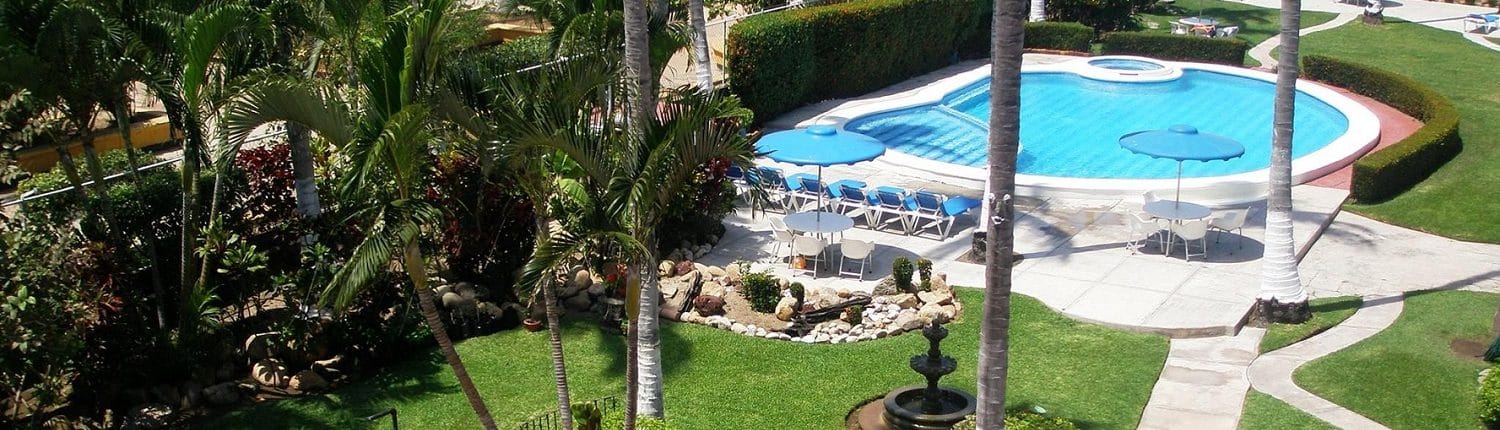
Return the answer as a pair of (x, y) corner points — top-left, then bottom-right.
(796, 57), (1381, 207)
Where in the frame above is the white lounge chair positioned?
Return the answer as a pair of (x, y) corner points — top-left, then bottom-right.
(790, 235), (828, 277)
(1209, 208), (1249, 248)
(1465, 14), (1499, 34)
(838, 239), (876, 280)
(832, 180), (872, 220)
(1215, 26), (1239, 38)
(1168, 219), (1210, 261)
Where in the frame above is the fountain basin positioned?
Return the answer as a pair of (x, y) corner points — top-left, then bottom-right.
(855, 384), (976, 430)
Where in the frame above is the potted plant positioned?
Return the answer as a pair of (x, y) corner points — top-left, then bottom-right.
(522, 305), (543, 332)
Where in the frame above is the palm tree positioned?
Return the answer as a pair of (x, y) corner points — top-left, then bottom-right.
(223, 1), (500, 427)
(1258, 0), (1309, 321)
(621, 0), (652, 424)
(976, 0), (1025, 426)
(686, 0), (713, 92)
(1029, 0), (1045, 21)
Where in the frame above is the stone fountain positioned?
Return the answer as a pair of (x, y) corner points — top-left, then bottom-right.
(856, 320), (976, 430)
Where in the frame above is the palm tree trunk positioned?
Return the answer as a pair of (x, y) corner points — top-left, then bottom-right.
(115, 103), (168, 330)
(622, 0), (655, 425)
(688, 0), (714, 93)
(624, 300), (640, 430)
(536, 216), (575, 430)
(402, 241), (500, 430)
(287, 122), (322, 219)
(976, 0), (1025, 427)
(178, 111), (204, 330)
(1259, 0), (1308, 321)
(634, 252), (664, 418)
(1029, 0), (1045, 21)
(52, 147), (90, 202)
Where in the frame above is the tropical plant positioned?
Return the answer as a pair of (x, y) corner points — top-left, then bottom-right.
(892, 256), (914, 291)
(1259, 0), (1310, 322)
(221, 1), (499, 427)
(976, 0), (1026, 426)
(739, 271), (780, 313)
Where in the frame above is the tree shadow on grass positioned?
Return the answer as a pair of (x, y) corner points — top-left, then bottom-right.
(589, 317), (695, 382)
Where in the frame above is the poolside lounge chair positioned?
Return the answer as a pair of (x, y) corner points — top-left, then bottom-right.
(787, 173), (830, 212)
(869, 186), (912, 234)
(1214, 26), (1239, 38)
(756, 166), (791, 211)
(1209, 208), (1249, 248)
(791, 235), (829, 276)
(832, 180), (873, 220)
(1167, 219), (1210, 261)
(906, 192), (982, 239)
(1465, 14), (1499, 34)
(838, 238), (876, 280)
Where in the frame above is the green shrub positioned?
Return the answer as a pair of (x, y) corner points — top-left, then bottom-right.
(493, 35), (552, 71)
(601, 411), (679, 430)
(953, 410), (1080, 430)
(740, 271), (782, 313)
(916, 257), (933, 289)
(573, 402), (604, 430)
(1099, 32), (1249, 65)
(1300, 55), (1461, 202)
(1480, 366), (1500, 426)
(1024, 21), (1096, 52)
(1045, 0), (1155, 33)
(727, 0), (976, 120)
(892, 257), (914, 292)
(846, 305), (864, 325)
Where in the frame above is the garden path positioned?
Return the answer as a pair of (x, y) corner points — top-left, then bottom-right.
(1230, 0), (1500, 52)
(1244, 294), (1404, 430)
(1137, 327), (1265, 429)
(1248, 13), (1360, 68)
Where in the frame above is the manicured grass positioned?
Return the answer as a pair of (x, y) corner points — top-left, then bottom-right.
(1301, 21), (1500, 243)
(200, 289), (1168, 429)
(1238, 391), (1338, 430)
(1295, 290), (1499, 429)
(1137, 0), (1339, 48)
(1259, 296), (1362, 353)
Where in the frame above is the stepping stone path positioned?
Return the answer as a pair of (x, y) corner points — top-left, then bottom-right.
(1138, 328), (1265, 429)
(1246, 294), (1403, 430)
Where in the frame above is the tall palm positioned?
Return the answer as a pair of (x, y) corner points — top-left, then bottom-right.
(621, 0), (653, 424)
(1259, 0), (1308, 320)
(1029, 0), (1045, 21)
(976, 0), (1025, 427)
(686, 0), (713, 92)
(224, 1), (500, 427)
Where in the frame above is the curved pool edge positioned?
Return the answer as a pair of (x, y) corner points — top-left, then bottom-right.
(802, 58), (1381, 207)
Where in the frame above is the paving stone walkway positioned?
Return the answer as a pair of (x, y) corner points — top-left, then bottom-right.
(1245, 294), (1404, 429)
(1248, 13), (1360, 68)
(1137, 328), (1266, 429)
(1232, 0), (1500, 53)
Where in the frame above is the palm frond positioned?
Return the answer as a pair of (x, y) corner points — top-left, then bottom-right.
(219, 78), (356, 167)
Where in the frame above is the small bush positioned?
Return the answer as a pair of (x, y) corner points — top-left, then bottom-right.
(892, 257), (915, 292)
(1300, 55), (1461, 202)
(846, 305), (864, 325)
(602, 411), (679, 430)
(740, 271), (782, 313)
(1024, 21), (1095, 52)
(1099, 32), (1249, 65)
(953, 410), (1080, 430)
(1479, 366), (1500, 426)
(916, 257), (933, 291)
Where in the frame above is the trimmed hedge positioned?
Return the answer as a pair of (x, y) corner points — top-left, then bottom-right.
(1025, 22), (1095, 53)
(727, 0), (975, 120)
(1301, 55), (1461, 202)
(1098, 32), (1248, 65)
(1481, 365), (1500, 427)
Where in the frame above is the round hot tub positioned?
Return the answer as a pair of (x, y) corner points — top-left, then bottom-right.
(1074, 56), (1182, 82)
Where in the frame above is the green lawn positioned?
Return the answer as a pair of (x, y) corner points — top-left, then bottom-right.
(1259, 296), (1361, 353)
(201, 289), (1168, 429)
(1137, 0), (1339, 49)
(1295, 290), (1499, 429)
(1301, 21), (1500, 243)
(1239, 391), (1338, 430)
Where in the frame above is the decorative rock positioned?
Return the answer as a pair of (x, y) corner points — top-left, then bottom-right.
(725, 264), (743, 283)
(243, 332), (281, 361)
(435, 284), (454, 296)
(774, 297), (798, 321)
(814, 333), (830, 343)
(694, 295), (726, 316)
(289, 370), (328, 392)
(941, 304), (959, 319)
(693, 262), (710, 274)
(571, 269), (593, 290)
(251, 359), (289, 388)
(893, 313), (924, 332)
(764, 331), (780, 339)
(705, 266), (727, 278)
(833, 334), (848, 343)
(674, 261), (696, 278)
(661, 283), (680, 299)
(441, 292), (468, 310)
(312, 355), (348, 376)
(701, 281), (726, 298)
(563, 294), (592, 312)
(587, 281), (606, 296)
(659, 261), (676, 277)
(203, 382), (242, 406)
(681, 311), (704, 324)
(918, 290), (954, 306)
(124, 403), (174, 430)
(918, 304), (953, 324)
(828, 321), (852, 334)
(875, 329), (890, 339)
(891, 293), (920, 310)
(731, 323), (748, 334)
(755, 327), (767, 337)
(872, 277), (900, 296)
(836, 288), (852, 298)
(778, 278), (790, 289)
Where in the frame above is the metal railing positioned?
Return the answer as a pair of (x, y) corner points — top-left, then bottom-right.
(2, 124), (287, 209)
(517, 396), (620, 430)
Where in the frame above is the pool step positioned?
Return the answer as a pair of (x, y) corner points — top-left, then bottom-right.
(932, 105), (989, 132)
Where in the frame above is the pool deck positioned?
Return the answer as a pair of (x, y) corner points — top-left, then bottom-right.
(712, 53), (1419, 337)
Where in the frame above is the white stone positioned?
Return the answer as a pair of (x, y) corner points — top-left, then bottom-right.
(814, 333), (830, 343)
(731, 323), (747, 334)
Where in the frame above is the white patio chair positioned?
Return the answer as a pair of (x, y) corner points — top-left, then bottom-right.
(1125, 211), (1167, 254)
(790, 235), (829, 276)
(1209, 208), (1249, 248)
(768, 217), (797, 262)
(1168, 219), (1210, 261)
(838, 238), (876, 280)
(1170, 22), (1190, 35)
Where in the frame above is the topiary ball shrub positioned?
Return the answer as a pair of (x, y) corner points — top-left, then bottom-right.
(892, 257), (915, 292)
(1479, 365), (1500, 426)
(740, 271), (782, 313)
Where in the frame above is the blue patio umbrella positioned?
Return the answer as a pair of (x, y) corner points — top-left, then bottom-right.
(757, 125), (886, 220)
(1119, 124), (1245, 206)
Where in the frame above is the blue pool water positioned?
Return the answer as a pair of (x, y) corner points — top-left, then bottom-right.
(1089, 58), (1165, 71)
(843, 70), (1350, 179)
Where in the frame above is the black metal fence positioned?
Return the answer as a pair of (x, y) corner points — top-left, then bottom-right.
(517, 396), (620, 430)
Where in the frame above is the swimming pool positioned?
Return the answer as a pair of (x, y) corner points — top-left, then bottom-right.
(819, 57), (1379, 204)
